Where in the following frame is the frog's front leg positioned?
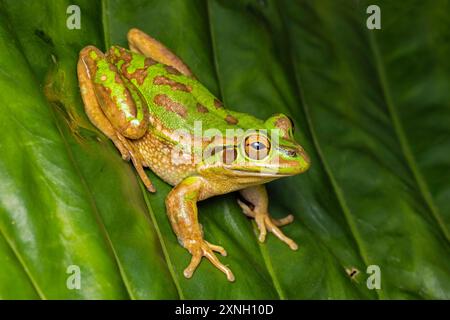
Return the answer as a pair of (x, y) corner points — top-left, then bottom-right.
(237, 185), (298, 250)
(78, 46), (155, 192)
(166, 176), (235, 282)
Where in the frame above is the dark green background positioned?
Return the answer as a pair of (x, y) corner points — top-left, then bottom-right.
(0, 0), (449, 299)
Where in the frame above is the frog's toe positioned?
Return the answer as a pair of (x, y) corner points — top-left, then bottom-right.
(272, 214), (294, 227)
(183, 252), (202, 279)
(253, 213), (298, 250)
(265, 218), (298, 250)
(205, 240), (227, 256)
(237, 198), (255, 218)
(202, 245), (235, 282)
(183, 240), (235, 282)
(255, 214), (268, 243)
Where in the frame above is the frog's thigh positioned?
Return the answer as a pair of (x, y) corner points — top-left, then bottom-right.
(78, 46), (156, 192)
(78, 47), (129, 158)
(79, 46), (149, 140)
(127, 28), (193, 77)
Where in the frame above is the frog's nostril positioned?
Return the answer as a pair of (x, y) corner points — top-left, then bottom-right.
(286, 149), (297, 157)
(277, 147), (298, 158)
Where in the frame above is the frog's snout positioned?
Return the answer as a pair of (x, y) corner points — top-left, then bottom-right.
(292, 146), (311, 174)
(299, 147), (310, 166)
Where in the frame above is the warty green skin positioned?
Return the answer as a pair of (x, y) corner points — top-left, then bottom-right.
(91, 46), (310, 179)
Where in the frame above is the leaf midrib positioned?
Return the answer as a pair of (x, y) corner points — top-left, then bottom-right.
(365, 20), (450, 243)
(50, 108), (135, 299)
(0, 228), (45, 299)
(139, 182), (184, 299)
(1, 7), (136, 299)
(100, 0), (183, 299)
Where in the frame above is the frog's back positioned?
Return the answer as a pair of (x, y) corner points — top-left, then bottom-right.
(111, 47), (264, 139)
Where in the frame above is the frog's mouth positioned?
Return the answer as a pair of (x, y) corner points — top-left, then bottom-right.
(223, 168), (291, 178)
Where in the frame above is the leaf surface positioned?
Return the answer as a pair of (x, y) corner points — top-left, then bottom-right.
(0, 0), (448, 299)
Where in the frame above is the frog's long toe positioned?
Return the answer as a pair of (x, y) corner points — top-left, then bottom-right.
(272, 214), (294, 227)
(184, 241), (235, 282)
(256, 214), (298, 250)
(205, 240), (227, 256)
(265, 218), (298, 251)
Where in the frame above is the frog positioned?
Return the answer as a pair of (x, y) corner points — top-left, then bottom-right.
(77, 28), (310, 282)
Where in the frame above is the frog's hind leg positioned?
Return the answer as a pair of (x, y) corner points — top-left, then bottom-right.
(127, 28), (193, 77)
(77, 46), (156, 192)
(237, 185), (298, 250)
(78, 47), (130, 159)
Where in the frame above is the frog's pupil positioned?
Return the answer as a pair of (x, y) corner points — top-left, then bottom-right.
(251, 142), (265, 150)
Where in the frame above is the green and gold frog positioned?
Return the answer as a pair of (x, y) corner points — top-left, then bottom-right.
(77, 29), (310, 282)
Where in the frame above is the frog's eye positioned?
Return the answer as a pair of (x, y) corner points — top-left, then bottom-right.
(244, 134), (270, 160)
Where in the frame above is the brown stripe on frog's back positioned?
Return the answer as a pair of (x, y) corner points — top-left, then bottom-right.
(153, 94), (187, 118)
(153, 76), (192, 92)
(126, 57), (157, 85)
(107, 47), (157, 85)
(109, 47), (134, 77)
(225, 114), (238, 125)
(214, 99), (223, 109)
(196, 103), (209, 113)
(107, 46), (132, 64)
(165, 65), (181, 75)
(111, 65), (122, 85)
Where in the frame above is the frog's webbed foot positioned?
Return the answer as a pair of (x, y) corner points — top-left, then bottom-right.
(184, 240), (234, 282)
(127, 28), (194, 77)
(238, 186), (298, 251)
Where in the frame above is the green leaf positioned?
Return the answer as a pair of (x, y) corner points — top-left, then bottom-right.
(0, 0), (448, 299)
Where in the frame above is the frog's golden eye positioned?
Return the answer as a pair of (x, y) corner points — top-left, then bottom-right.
(244, 134), (270, 160)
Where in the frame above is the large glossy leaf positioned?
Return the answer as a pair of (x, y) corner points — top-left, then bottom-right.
(0, 0), (448, 299)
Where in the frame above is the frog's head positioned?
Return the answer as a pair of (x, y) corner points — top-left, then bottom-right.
(199, 114), (310, 183)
